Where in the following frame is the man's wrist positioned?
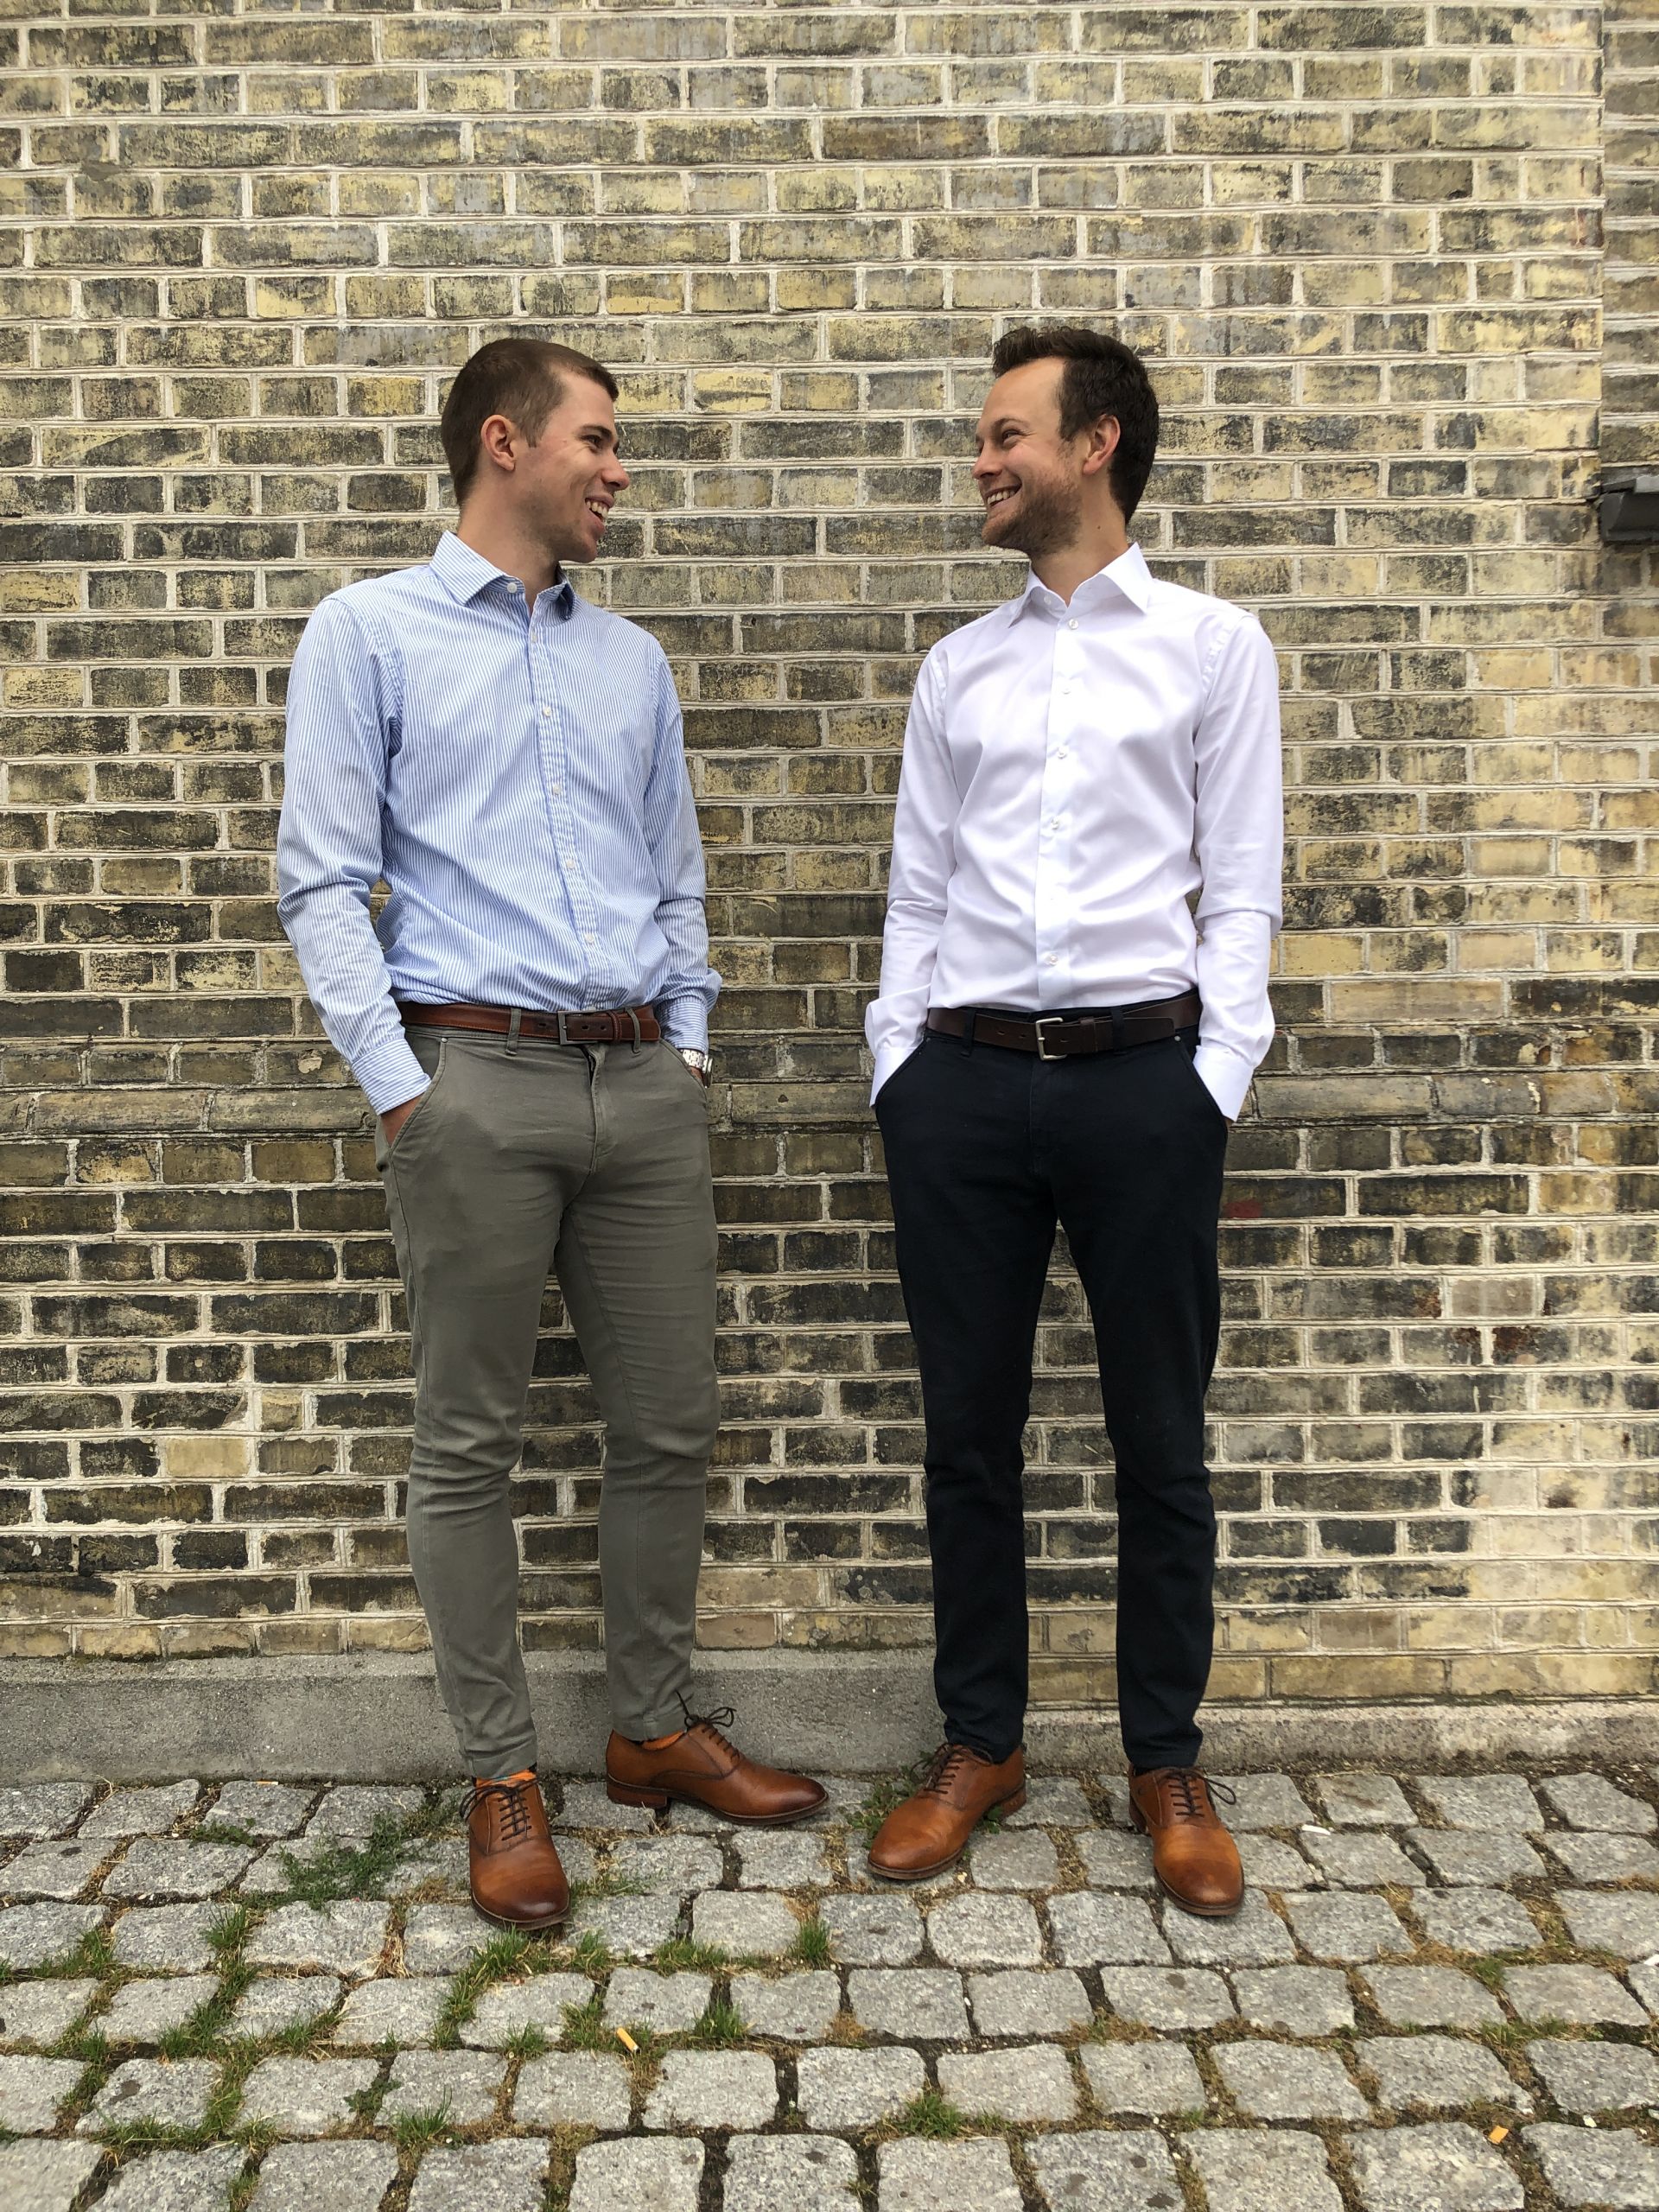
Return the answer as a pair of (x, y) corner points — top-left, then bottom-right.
(674, 1046), (712, 1084)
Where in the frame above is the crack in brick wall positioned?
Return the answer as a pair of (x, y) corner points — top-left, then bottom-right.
(0, 1), (1655, 1705)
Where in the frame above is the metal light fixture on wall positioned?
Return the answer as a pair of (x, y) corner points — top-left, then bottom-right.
(1598, 467), (1659, 543)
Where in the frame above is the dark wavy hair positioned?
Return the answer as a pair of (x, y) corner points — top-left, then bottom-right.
(440, 338), (618, 504)
(988, 324), (1159, 521)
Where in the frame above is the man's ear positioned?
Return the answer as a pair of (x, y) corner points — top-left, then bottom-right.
(478, 412), (518, 477)
(1079, 414), (1121, 480)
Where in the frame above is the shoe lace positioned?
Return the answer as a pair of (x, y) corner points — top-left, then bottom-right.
(912, 1742), (977, 1800)
(679, 1699), (740, 1762)
(1160, 1768), (1236, 1820)
(466, 1776), (537, 1844)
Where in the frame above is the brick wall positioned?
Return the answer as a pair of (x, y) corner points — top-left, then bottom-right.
(2, 1), (1655, 1712)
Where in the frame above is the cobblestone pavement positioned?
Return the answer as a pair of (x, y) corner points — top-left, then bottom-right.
(2, 1766), (1657, 2210)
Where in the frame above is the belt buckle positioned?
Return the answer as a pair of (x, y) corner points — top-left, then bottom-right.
(1034, 1016), (1065, 1061)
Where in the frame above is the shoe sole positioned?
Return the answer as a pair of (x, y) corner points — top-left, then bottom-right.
(865, 1785), (1027, 1884)
(1129, 1801), (1243, 1918)
(468, 1891), (569, 1933)
(604, 1777), (829, 1827)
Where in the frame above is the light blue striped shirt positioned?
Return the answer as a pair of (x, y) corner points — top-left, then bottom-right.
(276, 531), (718, 1114)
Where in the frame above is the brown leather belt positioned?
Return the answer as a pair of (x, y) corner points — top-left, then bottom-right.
(926, 990), (1201, 1060)
(400, 1001), (661, 1046)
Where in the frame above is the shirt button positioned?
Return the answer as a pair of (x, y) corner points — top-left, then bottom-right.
(541, 706), (550, 719)
(1045, 953), (1058, 966)
(583, 933), (595, 945)
(1068, 618), (1077, 630)
(1057, 749), (1069, 760)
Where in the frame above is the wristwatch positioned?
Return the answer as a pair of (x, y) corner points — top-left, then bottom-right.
(676, 1046), (712, 1084)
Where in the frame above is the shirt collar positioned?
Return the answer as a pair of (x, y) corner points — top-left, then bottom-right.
(1012, 540), (1153, 622)
(429, 530), (575, 618)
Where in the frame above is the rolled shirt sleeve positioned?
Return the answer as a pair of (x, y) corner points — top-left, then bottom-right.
(866, 647), (953, 1101)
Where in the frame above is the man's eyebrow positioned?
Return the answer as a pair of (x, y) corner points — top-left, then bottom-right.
(580, 421), (621, 450)
(974, 414), (1027, 446)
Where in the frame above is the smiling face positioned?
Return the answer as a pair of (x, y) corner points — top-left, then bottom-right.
(484, 373), (630, 565)
(973, 356), (1099, 560)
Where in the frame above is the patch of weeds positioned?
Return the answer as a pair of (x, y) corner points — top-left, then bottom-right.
(1484, 2015), (1571, 2049)
(274, 1795), (453, 1909)
(55, 1928), (116, 1981)
(541, 2123), (594, 2212)
(854, 1774), (910, 1841)
(434, 1929), (533, 2048)
(561, 1993), (609, 2052)
(685, 1997), (746, 2048)
(270, 2012), (334, 2056)
(200, 2039), (263, 2139)
(651, 1936), (728, 1973)
(504, 2022), (550, 2059)
(895, 2087), (969, 2138)
(94, 2120), (199, 2152)
(207, 1904), (256, 1958)
(229, 2118), (279, 2162)
(393, 2102), (455, 2155)
(567, 1870), (645, 1904)
(192, 1822), (263, 1850)
(346, 2075), (388, 2126)
(789, 1916), (831, 1968)
(227, 2167), (261, 2212)
(61, 2028), (114, 2126)
(562, 1930), (612, 1976)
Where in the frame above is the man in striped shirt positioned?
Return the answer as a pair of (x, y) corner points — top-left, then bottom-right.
(278, 340), (826, 1930)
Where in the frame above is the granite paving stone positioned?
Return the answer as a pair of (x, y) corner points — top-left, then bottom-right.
(1359, 2035), (1527, 2113)
(333, 1976), (450, 2048)
(1079, 2038), (1206, 2115)
(1, 1841), (112, 1899)
(731, 1968), (842, 2040)
(1363, 1964), (1503, 2027)
(399, 1903), (493, 1974)
(966, 1967), (1090, 2037)
(1286, 1889), (1413, 1961)
(207, 1783), (314, 1839)
(237, 2056), (381, 2136)
(0, 1902), (105, 1967)
(1301, 1829), (1426, 1886)
(551, 1780), (653, 1831)
(1557, 1888), (1659, 1958)
(610, 1834), (723, 1894)
(1006, 1777), (1094, 1827)
(0, 1980), (98, 2047)
(1414, 1776), (1543, 1832)
(927, 1891), (1044, 1966)
(690, 1888), (797, 1957)
(512, 2050), (632, 2128)
(1344, 2121), (1523, 2210)
(94, 2148), (245, 2212)
(104, 1838), (255, 1901)
(232, 1975), (344, 2038)
(1412, 1887), (1540, 1954)
(604, 1967), (712, 2034)
(1214, 1774), (1316, 1828)
(877, 2136), (1023, 2211)
(1313, 1773), (1414, 1827)
(1629, 1958), (1659, 2014)
(1185, 2128), (1344, 2212)
(643, 2048), (778, 2129)
(111, 1904), (228, 1973)
(460, 1971), (594, 2048)
(1527, 2037), (1659, 2112)
(1046, 1892), (1170, 1966)
(1214, 2038), (1369, 2119)
(80, 1783), (202, 1840)
(248, 2139), (399, 2212)
(1099, 1965), (1235, 2029)
(0, 2054), (83, 2133)
(1545, 1829), (1659, 1882)
(568, 2138), (701, 2212)
(1236, 1834), (1321, 1889)
(406, 2140), (547, 2212)
(1077, 1830), (1155, 1889)
(735, 1831), (830, 1888)
(563, 1890), (680, 1958)
(819, 1891), (922, 1964)
(1407, 1828), (1545, 1885)
(1524, 2121), (1659, 2209)
(1163, 1889), (1294, 1966)
(0, 1786), (96, 1840)
(797, 2044), (925, 2129)
(937, 2042), (1079, 2121)
(1230, 1964), (1355, 2032)
(246, 1901), (390, 1977)
(1540, 1772), (1656, 1834)
(304, 1786), (424, 1836)
(1028, 2129), (1185, 2212)
(1502, 1963), (1646, 2025)
(79, 2057), (219, 2135)
(0, 2139), (105, 2212)
(382, 2049), (506, 2126)
(723, 2133), (859, 2212)
(849, 1967), (969, 2039)
(98, 1973), (218, 2044)
(968, 1829), (1058, 1889)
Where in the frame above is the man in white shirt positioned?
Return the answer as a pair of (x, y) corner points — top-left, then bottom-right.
(864, 326), (1282, 1916)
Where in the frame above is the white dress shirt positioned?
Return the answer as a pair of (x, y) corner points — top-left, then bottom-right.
(867, 542), (1283, 1120)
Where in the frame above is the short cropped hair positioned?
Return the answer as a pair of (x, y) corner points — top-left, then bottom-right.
(988, 324), (1160, 521)
(440, 338), (619, 504)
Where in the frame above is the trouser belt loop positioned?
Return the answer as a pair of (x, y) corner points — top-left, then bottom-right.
(627, 1007), (642, 1052)
(555, 1010), (569, 1047)
(505, 1008), (523, 1055)
(962, 1009), (976, 1053)
(1110, 1007), (1123, 1050)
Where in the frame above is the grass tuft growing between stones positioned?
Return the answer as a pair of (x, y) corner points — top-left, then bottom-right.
(274, 1796), (454, 1908)
(895, 2086), (969, 2138)
(651, 1936), (728, 1973)
(393, 2101), (455, 2154)
(561, 1992), (609, 2052)
(789, 1915), (831, 1967)
(504, 2022), (550, 2059)
(854, 1774), (909, 1841)
(685, 1997), (746, 2048)
(434, 1928), (538, 2048)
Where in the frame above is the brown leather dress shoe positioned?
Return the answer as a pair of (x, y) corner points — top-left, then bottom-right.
(1128, 1765), (1243, 1918)
(466, 1773), (569, 1931)
(605, 1707), (827, 1826)
(867, 1743), (1027, 1882)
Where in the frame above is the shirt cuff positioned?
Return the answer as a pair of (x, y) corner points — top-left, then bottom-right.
(356, 1036), (433, 1118)
(655, 996), (709, 1053)
(870, 1035), (921, 1103)
(1193, 1040), (1254, 1122)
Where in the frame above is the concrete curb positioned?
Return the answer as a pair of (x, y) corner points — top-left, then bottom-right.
(4, 1655), (1658, 1781)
